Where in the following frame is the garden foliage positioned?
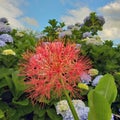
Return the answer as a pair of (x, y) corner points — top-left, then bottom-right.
(0, 12), (120, 120)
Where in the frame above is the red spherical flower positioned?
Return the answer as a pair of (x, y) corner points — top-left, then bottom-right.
(20, 42), (92, 103)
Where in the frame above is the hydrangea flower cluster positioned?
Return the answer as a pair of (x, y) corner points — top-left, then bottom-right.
(15, 31), (24, 37)
(92, 75), (103, 86)
(0, 20), (11, 33)
(35, 33), (46, 40)
(2, 49), (16, 55)
(0, 40), (6, 47)
(58, 30), (72, 38)
(0, 34), (13, 43)
(82, 32), (92, 38)
(78, 83), (89, 90)
(56, 99), (88, 120)
(0, 17), (13, 47)
(82, 36), (103, 45)
(88, 68), (99, 76)
(83, 14), (105, 26)
(56, 99), (114, 120)
(96, 16), (105, 26)
(0, 17), (8, 23)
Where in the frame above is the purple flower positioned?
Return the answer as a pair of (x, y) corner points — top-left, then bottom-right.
(0, 17), (8, 23)
(67, 25), (74, 30)
(84, 16), (90, 23)
(76, 44), (81, 48)
(0, 34), (13, 43)
(0, 22), (11, 33)
(83, 32), (92, 38)
(0, 40), (6, 47)
(59, 30), (72, 38)
(35, 33), (46, 39)
(92, 75), (103, 86)
(79, 23), (84, 27)
(97, 15), (105, 26)
(78, 107), (89, 120)
(80, 72), (91, 84)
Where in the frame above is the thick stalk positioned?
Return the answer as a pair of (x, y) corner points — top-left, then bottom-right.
(60, 79), (79, 120)
(64, 90), (79, 120)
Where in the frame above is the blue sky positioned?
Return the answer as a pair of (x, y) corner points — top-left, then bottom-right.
(0, 0), (120, 44)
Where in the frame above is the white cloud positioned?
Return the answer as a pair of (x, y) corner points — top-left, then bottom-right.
(22, 17), (39, 27)
(61, 0), (120, 42)
(0, 0), (39, 29)
(61, 7), (91, 25)
(0, 0), (24, 29)
(98, 0), (120, 41)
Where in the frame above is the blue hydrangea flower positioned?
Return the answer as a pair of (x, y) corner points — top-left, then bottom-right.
(83, 16), (90, 23)
(76, 44), (81, 48)
(92, 75), (103, 86)
(0, 34), (13, 43)
(80, 72), (91, 84)
(0, 40), (6, 47)
(78, 107), (89, 120)
(61, 106), (89, 120)
(0, 22), (11, 33)
(67, 25), (74, 30)
(0, 17), (8, 23)
(97, 15), (105, 26)
(58, 30), (72, 38)
(56, 99), (114, 120)
(83, 32), (92, 38)
(35, 33), (46, 39)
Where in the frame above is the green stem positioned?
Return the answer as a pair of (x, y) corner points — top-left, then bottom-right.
(64, 90), (79, 120)
(60, 79), (79, 120)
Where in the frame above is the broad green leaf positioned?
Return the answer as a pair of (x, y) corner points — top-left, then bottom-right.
(0, 109), (4, 118)
(11, 71), (26, 98)
(88, 90), (112, 120)
(95, 74), (117, 104)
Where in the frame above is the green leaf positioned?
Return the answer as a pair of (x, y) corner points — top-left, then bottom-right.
(33, 115), (45, 120)
(47, 108), (62, 120)
(0, 68), (13, 79)
(0, 101), (16, 119)
(88, 90), (112, 120)
(33, 105), (46, 117)
(0, 79), (7, 88)
(95, 74), (117, 104)
(10, 103), (33, 119)
(12, 98), (29, 106)
(0, 109), (4, 118)
(11, 71), (26, 98)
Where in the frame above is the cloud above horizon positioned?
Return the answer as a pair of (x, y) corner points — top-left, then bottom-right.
(0, 0), (39, 29)
(61, 7), (91, 25)
(21, 17), (39, 27)
(61, 0), (120, 41)
(98, 0), (120, 40)
(0, 0), (120, 42)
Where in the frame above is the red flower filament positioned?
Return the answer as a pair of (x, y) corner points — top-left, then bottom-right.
(20, 42), (91, 103)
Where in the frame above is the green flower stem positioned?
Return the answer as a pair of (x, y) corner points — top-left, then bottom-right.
(63, 90), (79, 120)
(60, 79), (79, 120)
